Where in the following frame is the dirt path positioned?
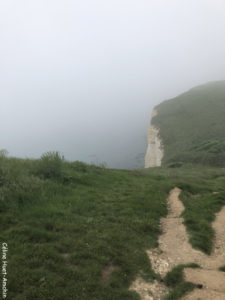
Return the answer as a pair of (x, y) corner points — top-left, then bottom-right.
(129, 188), (225, 299)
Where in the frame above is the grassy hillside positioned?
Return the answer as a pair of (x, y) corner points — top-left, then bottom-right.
(0, 152), (172, 300)
(152, 80), (225, 166)
(1, 151), (225, 299)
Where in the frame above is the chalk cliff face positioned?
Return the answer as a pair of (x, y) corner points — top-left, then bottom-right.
(144, 109), (163, 168)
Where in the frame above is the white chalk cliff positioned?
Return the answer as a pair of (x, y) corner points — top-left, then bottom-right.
(144, 109), (164, 168)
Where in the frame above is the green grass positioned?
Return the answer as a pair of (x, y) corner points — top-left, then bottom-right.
(145, 165), (225, 254)
(0, 153), (173, 299)
(164, 282), (195, 300)
(163, 264), (199, 300)
(180, 190), (225, 254)
(1, 152), (225, 299)
(152, 80), (225, 166)
(219, 265), (225, 272)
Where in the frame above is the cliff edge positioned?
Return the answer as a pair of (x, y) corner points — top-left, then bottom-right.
(144, 109), (163, 168)
(149, 81), (225, 167)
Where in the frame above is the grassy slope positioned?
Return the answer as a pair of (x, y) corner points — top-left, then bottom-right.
(0, 154), (172, 300)
(152, 81), (225, 166)
(1, 153), (225, 299)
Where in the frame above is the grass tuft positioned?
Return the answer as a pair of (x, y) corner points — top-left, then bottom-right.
(163, 264), (200, 300)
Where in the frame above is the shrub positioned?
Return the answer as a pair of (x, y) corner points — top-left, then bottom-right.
(36, 151), (64, 180)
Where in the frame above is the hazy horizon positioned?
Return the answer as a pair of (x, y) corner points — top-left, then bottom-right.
(1, 1), (225, 168)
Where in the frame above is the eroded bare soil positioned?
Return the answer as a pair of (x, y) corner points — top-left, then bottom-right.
(129, 188), (225, 299)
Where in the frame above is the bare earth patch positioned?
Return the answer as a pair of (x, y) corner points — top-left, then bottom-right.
(100, 264), (117, 284)
(61, 253), (70, 259)
(129, 277), (168, 300)
(129, 188), (225, 299)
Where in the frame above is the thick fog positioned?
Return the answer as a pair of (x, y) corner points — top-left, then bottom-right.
(1, 1), (225, 168)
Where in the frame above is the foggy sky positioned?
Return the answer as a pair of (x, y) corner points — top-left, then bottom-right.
(1, 0), (225, 168)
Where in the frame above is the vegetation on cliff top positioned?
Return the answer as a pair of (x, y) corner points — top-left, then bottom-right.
(152, 80), (225, 167)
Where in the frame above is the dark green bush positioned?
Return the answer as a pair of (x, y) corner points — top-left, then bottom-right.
(36, 151), (64, 180)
